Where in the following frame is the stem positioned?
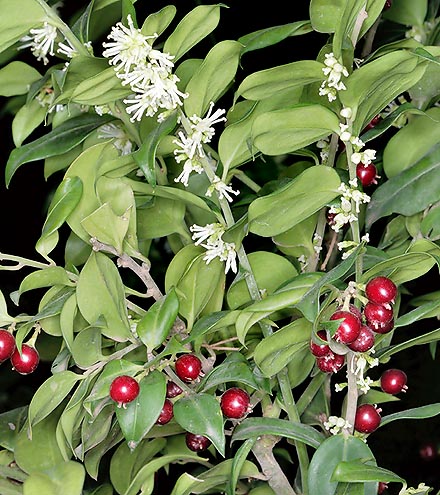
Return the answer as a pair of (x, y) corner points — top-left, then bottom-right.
(232, 170), (262, 193)
(344, 352), (359, 434)
(0, 253), (52, 271)
(361, 16), (381, 59)
(278, 369), (310, 494)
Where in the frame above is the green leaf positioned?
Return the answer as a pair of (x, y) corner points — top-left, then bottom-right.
(236, 60), (325, 101)
(248, 165), (341, 236)
(377, 327), (440, 362)
(173, 393), (226, 456)
(133, 111), (178, 185)
(28, 371), (81, 429)
(76, 251), (132, 342)
(23, 461), (85, 495)
(308, 434), (377, 495)
(141, 5), (177, 37)
(163, 5), (222, 62)
(232, 417), (325, 449)
(238, 21), (313, 56)
(228, 438), (256, 495)
(252, 104), (340, 155)
(383, 0), (428, 26)
(116, 370), (166, 450)
(380, 403), (440, 428)
(184, 40), (242, 117)
(254, 318), (312, 377)
(71, 327), (104, 369)
(12, 98), (47, 147)
(5, 113), (113, 187)
(309, 0), (345, 33)
(71, 0), (95, 44)
(15, 267), (74, 304)
(331, 460), (405, 485)
(136, 289), (179, 351)
(0, 406), (28, 451)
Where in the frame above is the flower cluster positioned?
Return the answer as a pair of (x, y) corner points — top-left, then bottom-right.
(328, 179), (371, 232)
(353, 353), (379, 394)
(19, 22), (58, 65)
(319, 53), (349, 102)
(98, 123), (133, 155)
(102, 15), (187, 121)
(338, 234), (370, 260)
(173, 102), (227, 188)
(323, 416), (352, 435)
(190, 223), (237, 274)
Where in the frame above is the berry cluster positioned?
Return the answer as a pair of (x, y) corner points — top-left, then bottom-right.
(109, 353), (251, 452)
(0, 329), (39, 375)
(310, 276), (397, 374)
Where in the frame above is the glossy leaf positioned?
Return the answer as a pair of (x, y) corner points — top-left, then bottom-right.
(163, 5), (222, 62)
(383, 0), (428, 26)
(309, 0), (345, 33)
(252, 104), (340, 156)
(5, 114), (113, 187)
(15, 267), (74, 303)
(71, 327), (104, 369)
(116, 370), (166, 450)
(331, 460), (404, 485)
(12, 98), (47, 146)
(308, 434), (377, 495)
(76, 251), (132, 342)
(238, 21), (313, 56)
(228, 438), (256, 495)
(0, 61), (41, 96)
(136, 289), (179, 351)
(380, 403), (440, 428)
(184, 40), (242, 118)
(23, 461), (85, 495)
(173, 393), (225, 456)
(248, 165), (341, 236)
(141, 5), (177, 37)
(232, 417), (325, 449)
(376, 327), (440, 362)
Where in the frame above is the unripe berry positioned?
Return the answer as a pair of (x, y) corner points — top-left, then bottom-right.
(354, 404), (381, 433)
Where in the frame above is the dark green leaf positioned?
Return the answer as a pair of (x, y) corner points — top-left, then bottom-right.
(380, 403), (440, 428)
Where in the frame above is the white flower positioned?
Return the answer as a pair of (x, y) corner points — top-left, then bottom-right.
(188, 102), (227, 146)
(339, 123), (352, 142)
(357, 376), (374, 394)
(57, 40), (92, 59)
(20, 22), (58, 65)
(323, 415), (352, 435)
(98, 123), (133, 155)
(329, 180), (370, 232)
(340, 107), (352, 119)
(206, 176), (239, 203)
(190, 223), (238, 274)
(316, 138), (330, 163)
(102, 14), (156, 74)
(319, 53), (349, 102)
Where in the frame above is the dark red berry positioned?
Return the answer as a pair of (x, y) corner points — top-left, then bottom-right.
(310, 330), (330, 357)
(365, 276), (397, 306)
(364, 302), (393, 330)
(383, 0), (392, 10)
(156, 399), (174, 425)
(0, 329), (16, 362)
(185, 432), (211, 452)
(378, 481), (388, 494)
(330, 310), (361, 344)
(348, 325), (375, 352)
(109, 375), (140, 405)
(356, 163), (378, 187)
(373, 317), (395, 334)
(354, 404), (381, 433)
(364, 114), (382, 131)
(10, 344), (39, 375)
(380, 369), (408, 395)
(327, 210), (337, 227)
(220, 387), (251, 419)
(419, 442), (437, 461)
(166, 381), (183, 398)
(316, 352), (345, 373)
(175, 354), (202, 382)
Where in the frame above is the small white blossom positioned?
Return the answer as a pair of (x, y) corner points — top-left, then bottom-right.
(324, 416), (352, 435)
(329, 180), (370, 232)
(94, 105), (113, 116)
(206, 176), (239, 203)
(298, 254), (308, 272)
(334, 382), (347, 392)
(188, 102), (227, 147)
(319, 52), (349, 102)
(339, 123), (352, 142)
(316, 138), (330, 163)
(98, 123), (133, 155)
(357, 376), (374, 394)
(57, 40), (92, 59)
(340, 107), (352, 119)
(20, 22), (58, 65)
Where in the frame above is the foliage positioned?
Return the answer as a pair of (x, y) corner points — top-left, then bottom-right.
(0, 0), (440, 494)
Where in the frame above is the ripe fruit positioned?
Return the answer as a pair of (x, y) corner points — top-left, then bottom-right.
(364, 114), (381, 131)
(310, 330), (330, 357)
(383, 0), (392, 10)
(364, 302), (393, 330)
(330, 310), (361, 344)
(220, 387), (251, 419)
(316, 351), (345, 373)
(356, 162), (378, 187)
(348, 325), (375, 352)
(156, 399), (174, 425)
(380, 369), (408, 395)
(0, 329), (16, 362)
(378, 481), (388, 494)
(110, 375), (140, 406)
(419, 442), (437, 461)
(185, 432), (211, 452)
(166, 381), (183, 398)
(354, 404), (381, 433)
(373, 318), (394, 334)
(175, 354), (202, 382)
(365, 276), (397, 306)
(10, 344), (39, 375)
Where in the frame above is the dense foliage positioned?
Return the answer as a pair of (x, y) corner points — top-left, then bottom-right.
(1, 0), (440, 494)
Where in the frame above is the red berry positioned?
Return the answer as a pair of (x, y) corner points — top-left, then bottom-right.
(316, 351), (345, 373)
(220, 387), (251, 419)
(380, 369), (408, 395)
(156, 399), (174, 425)
(310, 330), (330, 357)
(0, 329), (16, 363)
(327, 211), (337, 227)
(330, 310), (361, 344)
(364, 114), (382, 131)
(348, 325), (375, 352)
(185, 432), (211, 452)
(110, 375), (140, 405)
(383, 0), (392, 10)
(419, 442), (437, 461)
(378, 481), (388, 494)
(354, 404), (381, 433)
(166, 381), (183, 398)
(10, 344), (39, 375)
(175, 354), (202, 382)
(364, 302), (393, 330)
(356, 163), (378, 187)
(365, 276), (397, 306)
